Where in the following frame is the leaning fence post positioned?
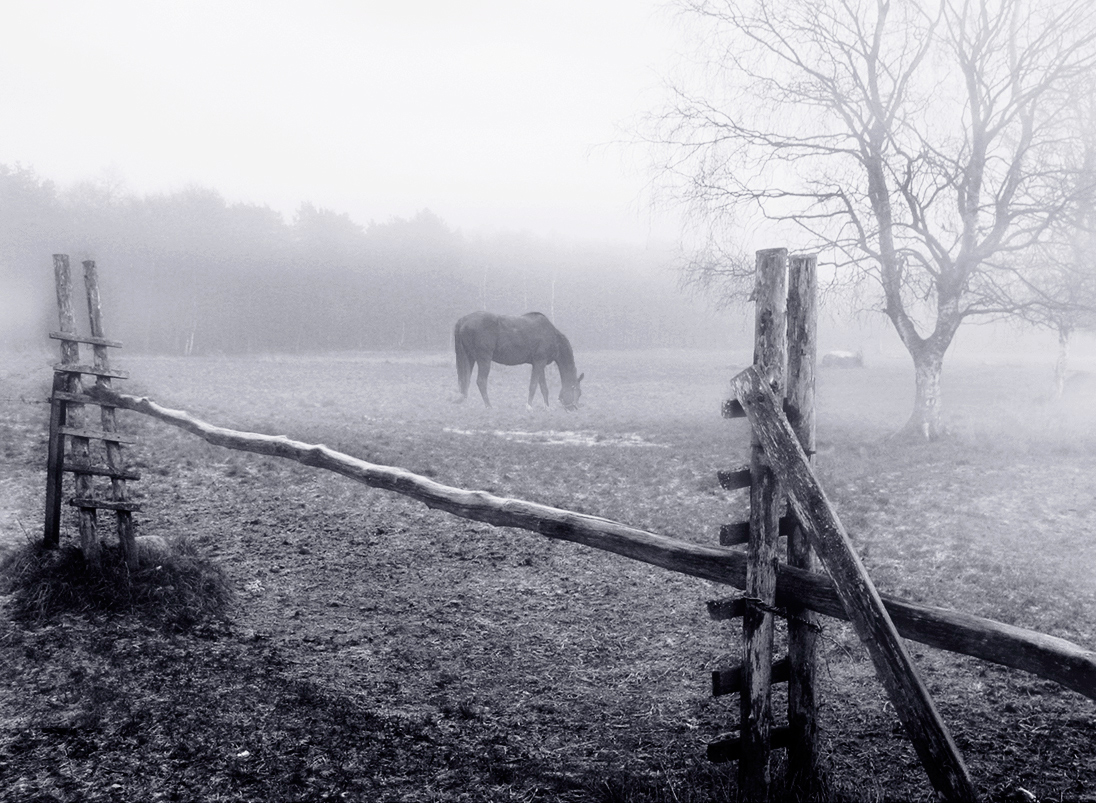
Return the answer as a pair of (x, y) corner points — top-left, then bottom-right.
(731, 366), (978, 802)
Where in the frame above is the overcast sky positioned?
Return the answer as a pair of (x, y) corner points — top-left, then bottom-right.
(0, 0), (686, 244)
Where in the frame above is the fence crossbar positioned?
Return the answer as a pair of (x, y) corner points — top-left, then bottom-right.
(84, 383), (1096, 706)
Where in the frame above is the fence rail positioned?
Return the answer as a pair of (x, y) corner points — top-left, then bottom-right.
(86, 383), (1096, 703)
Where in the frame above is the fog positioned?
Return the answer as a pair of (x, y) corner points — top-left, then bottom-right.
(4, 4), (1085, 375)
(0, 1), (681, 245)
(0, 171), (737, 354)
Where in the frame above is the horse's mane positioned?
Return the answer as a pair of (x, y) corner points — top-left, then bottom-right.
(553, 327), (578, 380)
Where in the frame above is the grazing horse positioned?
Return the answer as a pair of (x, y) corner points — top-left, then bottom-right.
(454, 311), (584, 409)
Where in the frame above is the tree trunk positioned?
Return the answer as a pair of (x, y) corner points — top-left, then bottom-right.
(1054, 324), (1072, 400)
(906, 344), (946, 440)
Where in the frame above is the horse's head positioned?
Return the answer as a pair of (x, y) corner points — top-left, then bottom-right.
(559, 372), (584, 411)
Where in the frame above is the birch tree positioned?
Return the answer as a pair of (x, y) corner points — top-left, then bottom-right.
(653, 0), (1096, 437)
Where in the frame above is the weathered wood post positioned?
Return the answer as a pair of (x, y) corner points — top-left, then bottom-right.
(47, 255), (102, 567)
(44, 255), (74, 548)
(83, 260), (138, 568)
(785, 253), (819, 794)
(740, 247), (788, 800)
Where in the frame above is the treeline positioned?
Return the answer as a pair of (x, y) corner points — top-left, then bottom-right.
(1, 165), (737, 354)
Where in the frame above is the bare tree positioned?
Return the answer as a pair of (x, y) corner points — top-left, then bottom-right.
(652, 0), (1096, 437)
(999, 85), (1096, 397)
(1004, 209), (1096, 398)
(1034, 263), (1096, 399)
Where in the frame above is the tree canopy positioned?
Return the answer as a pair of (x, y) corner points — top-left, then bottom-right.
(652, 0), (1096, 436)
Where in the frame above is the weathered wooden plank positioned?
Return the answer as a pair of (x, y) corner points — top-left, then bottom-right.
(731, 366), (977, 802)
(786, 252), (820, 795)
(62, 462), (141, 481)
(708, 596), (749, 621)
(709, 595), (794, 622)
(52, 363), (129, 380)
(59, 426), (137, 445)
(86, 384), (1096, 703)
(52, 390), (122, 408)
(69, 498), (142, 512)
(49, 331), (123, 348)
(714, 657), (791, 697)
(717, 467), (752, 491)
(708, 726), (791, 763)
(722, 398), (747, 418)
(720, 515), (796, 546)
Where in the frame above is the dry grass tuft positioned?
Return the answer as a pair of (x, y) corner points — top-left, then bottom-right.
(0, 536), (234, 632)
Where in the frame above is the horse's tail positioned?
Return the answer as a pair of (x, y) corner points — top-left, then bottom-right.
(454, 322), (472, 396)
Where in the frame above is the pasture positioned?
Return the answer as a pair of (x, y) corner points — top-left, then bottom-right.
(2, 346), (1096, 802)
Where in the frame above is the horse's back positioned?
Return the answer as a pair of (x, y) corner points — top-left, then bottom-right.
(454, 311), (560, 365)
(455, 310), (497, 335)
(455, 312), (500, 359)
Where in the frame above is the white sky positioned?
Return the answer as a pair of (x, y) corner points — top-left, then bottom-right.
(0, 0), (686, 244)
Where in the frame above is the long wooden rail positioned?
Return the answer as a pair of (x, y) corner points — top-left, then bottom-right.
(87, 384), (1096, 704)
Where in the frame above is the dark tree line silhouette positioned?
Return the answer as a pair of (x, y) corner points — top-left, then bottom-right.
(1, 165), (734, 354)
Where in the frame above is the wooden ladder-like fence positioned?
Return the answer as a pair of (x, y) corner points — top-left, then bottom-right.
(44, 255), (140, 569)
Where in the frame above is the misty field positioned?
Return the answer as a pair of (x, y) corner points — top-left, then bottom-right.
(2, 346), (1096, 802)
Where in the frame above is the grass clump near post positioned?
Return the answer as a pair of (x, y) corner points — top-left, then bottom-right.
(0, 536), (234, 632)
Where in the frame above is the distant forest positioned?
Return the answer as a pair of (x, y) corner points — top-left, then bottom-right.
(1, 165), (739, 355)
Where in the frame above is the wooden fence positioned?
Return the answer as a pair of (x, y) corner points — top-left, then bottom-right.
(45, 252), (1096, 802)
(84, 382), (1096, 709)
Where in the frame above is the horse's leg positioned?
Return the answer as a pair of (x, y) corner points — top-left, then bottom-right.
(476, 359), (492, 407)
(535, 363), (550, 407)
(456, 357), (469, 403)
(528, 363), (546, 409)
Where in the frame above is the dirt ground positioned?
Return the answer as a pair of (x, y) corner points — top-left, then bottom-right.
(2, 347), (1096, 802)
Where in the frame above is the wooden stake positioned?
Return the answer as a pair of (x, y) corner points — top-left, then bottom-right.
(45, 255), (78, 547)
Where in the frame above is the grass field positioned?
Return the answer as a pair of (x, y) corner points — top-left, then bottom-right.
(2, 346), (1096, 802)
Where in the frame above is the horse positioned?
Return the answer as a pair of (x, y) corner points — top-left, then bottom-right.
(454, 311), (584, 409)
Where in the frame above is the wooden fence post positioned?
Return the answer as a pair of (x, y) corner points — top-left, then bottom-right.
(740, 248), (788, 801)
(44, 255), (74, 548)
(83, 260), (138, 568)
(731, 366), (978, 802)
(785, 253), (819, 794)
(47, 255), (102, 567)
